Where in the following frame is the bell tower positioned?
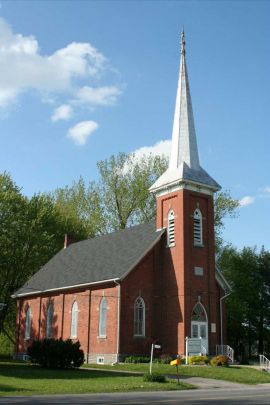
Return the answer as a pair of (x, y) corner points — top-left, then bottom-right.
(150, 32), (222, 355)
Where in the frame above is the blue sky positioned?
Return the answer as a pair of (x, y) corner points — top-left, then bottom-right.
(0, 0), (269, 250)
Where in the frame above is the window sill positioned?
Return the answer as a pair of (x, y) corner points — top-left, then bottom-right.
(70, 336), (78, 339)
(133, 335), (146, 339)
(98, 335), (107, 339)
(24, 337), (31, 341)
(194, 243), (204, 248)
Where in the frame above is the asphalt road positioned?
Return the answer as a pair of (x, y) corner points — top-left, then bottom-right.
(1, 387), (270, 405)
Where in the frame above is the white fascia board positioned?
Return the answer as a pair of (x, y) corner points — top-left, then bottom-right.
(215, 267), (232, 293)
(11, 278), (121, 299)
(152, 181), (215, 197)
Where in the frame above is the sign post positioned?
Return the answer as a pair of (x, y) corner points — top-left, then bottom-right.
(185, 337), (202, 364)
(170, 358), (181, 384)
(149, 343), (161, 374)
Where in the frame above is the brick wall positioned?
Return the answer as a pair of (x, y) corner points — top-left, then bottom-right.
(156, 187), (222, 355)
(16, 283), (119, 363)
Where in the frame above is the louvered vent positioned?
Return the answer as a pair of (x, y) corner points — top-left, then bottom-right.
(193, 209), (202, 246)
(167, 210), (175, 247)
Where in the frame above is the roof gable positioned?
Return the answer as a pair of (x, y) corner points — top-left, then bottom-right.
(13, 221), (164, 297)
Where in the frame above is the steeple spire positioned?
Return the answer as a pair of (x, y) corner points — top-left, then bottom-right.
(169, 30), (200, 171)
(181, 29), (185, 55)
(150, 32), (220, 194)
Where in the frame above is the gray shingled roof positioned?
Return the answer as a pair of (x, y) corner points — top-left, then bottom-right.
(13, 221), (164, 298)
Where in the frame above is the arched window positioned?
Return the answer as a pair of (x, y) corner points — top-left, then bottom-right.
(46, 302), (53, 338)
(167, 210), (175, 247)
(70, 301), (79, 338)
(191, 302), (208, 351)
(134, 297), (145, 336)
(193, 208), (203, 246)
(191, 303), (207, 322)
(99, 297), (107, 337)
(25, 306), (32, 340)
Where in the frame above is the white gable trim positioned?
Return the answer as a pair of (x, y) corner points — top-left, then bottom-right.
(215, 267), (231, 293)
(11, 278), (121, 299)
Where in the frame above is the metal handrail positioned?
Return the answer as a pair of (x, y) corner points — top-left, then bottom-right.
(201, 345), (207, 356)
(216, 344), (234, 363)
(259, 354), (270, 371)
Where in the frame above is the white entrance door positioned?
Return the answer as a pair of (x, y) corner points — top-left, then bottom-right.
(191, 321), (208, 354)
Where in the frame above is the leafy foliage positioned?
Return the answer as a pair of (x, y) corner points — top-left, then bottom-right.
(219, 246), (270, 359)
(51, 153), (168, 236)
(0, 172), (87, 339)
(214, 190), (239, 251)
(157, 353), (173, 364)
(51, 153), (239, 242)
(210, 355), (229, 367)
(27, 338), (84, 369)
(188, 355), (209, 365)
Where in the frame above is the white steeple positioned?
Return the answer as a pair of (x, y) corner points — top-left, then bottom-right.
(150, 32), (220, 194)
(169, 31), (200, 171)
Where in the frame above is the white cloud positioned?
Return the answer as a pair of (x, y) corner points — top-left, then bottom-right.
(75, 86), (122, 106)
(259, 186), (270, 198)
(67, 120), (98, 146)
(132, 139), (171, 160)
(0, 18), (122, 110)
(239, 196), (255, 207)
(51, 105), (73, 122)
(263, 186), (270, 194)
(120, 139), (170, 174)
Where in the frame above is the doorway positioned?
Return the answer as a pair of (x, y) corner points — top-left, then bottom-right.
(191, 303), (208, 353)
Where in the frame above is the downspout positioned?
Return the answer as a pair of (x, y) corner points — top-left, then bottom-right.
(61, 294), (65, 339)
(38, 297), (42, 339)
(113, 280), (121, 364)
(86, 290), (92, 364)
(16, 300), (21, 356)
(220, 292), (231, 347)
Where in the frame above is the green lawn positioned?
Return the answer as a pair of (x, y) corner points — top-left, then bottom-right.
(0, 361), (193, 396)
(83, 363), (270, 385)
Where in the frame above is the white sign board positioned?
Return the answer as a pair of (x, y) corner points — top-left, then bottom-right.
(186, 337), (202, 356)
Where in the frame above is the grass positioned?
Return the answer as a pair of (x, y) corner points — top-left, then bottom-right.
(0, 361), (193, 396)
(83, 362), (270, 385)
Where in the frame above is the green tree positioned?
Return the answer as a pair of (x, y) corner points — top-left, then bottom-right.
(0, 173), (87, 340)
(214, 191), (239, 251)
(52, 152), (168, 235)
(52, 152), (239, 239)
(219, 246), (270, 358)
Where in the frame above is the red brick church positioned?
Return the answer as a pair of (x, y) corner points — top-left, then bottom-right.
(13, 33), (230, 364)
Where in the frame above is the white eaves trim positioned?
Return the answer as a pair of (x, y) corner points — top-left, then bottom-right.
(215, 267), (232, 293)
(11, 277), (121, 299)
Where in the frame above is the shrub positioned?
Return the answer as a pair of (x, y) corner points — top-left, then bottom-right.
(27, 338), (84, 369)
(158, 353), (173, 364)
(210, 355), (229, 367)
(143, 372), (166, 383)
(188, 355), (209, 365)
(124, 355), (150, 363)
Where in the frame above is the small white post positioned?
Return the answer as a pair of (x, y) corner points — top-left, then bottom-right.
(150, 343), (154, 374)
(185, 337), (188, 365)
